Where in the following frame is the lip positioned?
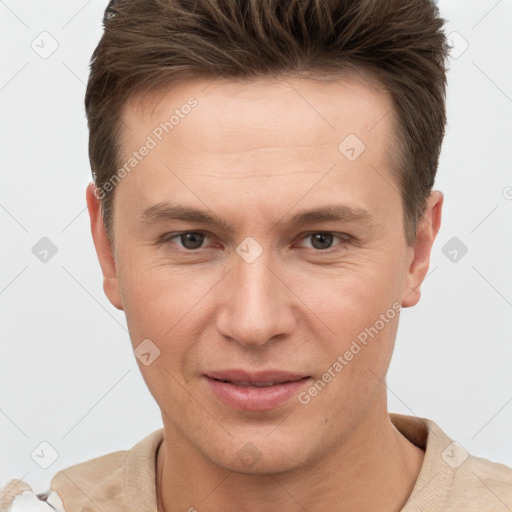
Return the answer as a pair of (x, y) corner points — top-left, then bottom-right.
(204, 369), (311, 411)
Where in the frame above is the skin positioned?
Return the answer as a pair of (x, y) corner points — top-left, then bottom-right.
(86, 74), (443, 512)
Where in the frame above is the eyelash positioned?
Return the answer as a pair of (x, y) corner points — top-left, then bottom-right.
(157, 231), (353, 253)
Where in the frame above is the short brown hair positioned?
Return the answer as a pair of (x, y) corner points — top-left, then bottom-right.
(85, 0), (449, 245)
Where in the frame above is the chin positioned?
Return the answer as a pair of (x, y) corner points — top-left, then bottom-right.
(207, 431), (317, 475)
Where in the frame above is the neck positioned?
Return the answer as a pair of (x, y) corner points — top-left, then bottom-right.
(156, 398), (424, 512)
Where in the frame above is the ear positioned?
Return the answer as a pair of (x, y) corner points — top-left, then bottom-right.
(86, 183), (124, 310)
(401, 190), (443, 308)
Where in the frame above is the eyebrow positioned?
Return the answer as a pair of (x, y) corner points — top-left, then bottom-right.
(140, 202), (373, 232)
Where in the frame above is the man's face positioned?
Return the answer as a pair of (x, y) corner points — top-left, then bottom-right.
(98, 75), (423, 473)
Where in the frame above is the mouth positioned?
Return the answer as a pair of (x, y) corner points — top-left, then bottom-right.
(204, 370), (311, 410)
(211, 379), (299, 387)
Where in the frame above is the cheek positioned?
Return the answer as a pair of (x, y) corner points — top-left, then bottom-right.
(117, 261), (163, 345)
(118, 265), (206, 411)
(118, 259), (219, 360)
(300, 310), (399, 422)
(287, 258), (402, 385)
(292, 256), (402, 326)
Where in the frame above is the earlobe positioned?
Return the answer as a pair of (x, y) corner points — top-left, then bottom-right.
(86, 183), (124, 310)
(401, 191), (443, 308)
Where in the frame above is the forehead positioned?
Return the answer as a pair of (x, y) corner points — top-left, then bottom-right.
(120, 73), (396, 165)
(115, 74), (400, 229)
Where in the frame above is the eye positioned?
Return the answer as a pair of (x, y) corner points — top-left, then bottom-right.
(157, 230), (352, 253)
(162, 231), (211, 250)
(297, 232), (351, 251)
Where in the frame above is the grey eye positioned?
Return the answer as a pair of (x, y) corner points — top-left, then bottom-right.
(178, 232), (206, 250)
(309, 233), (335, 250)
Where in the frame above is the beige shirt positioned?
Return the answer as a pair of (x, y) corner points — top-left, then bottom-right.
(2, 413), (512, 511)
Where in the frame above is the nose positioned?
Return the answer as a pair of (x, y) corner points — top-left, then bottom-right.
(215, 249), (297, 347)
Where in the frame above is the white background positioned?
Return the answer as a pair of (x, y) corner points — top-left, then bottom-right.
(1, 0), (511, 492)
